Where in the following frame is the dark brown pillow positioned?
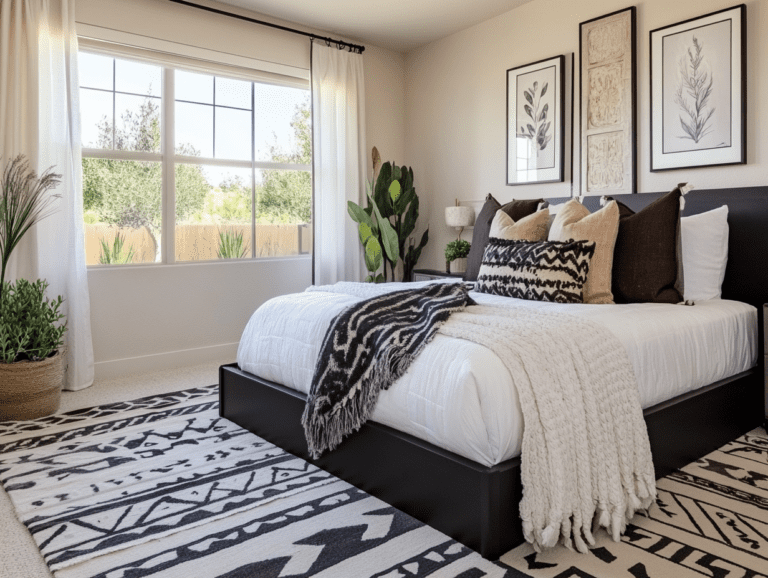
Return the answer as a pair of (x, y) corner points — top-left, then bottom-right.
(500, 199), (543, 222)
(612, 187), (684, 304)
(464, 195), (542, 281)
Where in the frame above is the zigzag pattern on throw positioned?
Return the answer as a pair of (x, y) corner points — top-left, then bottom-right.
(302, 282), (475, 459)
(476, 238), (596, 303)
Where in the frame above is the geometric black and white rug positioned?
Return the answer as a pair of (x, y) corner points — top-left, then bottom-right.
(2, 386), (767, 578)
(500, 427), (768, 578)
(0, 385), (519, 578)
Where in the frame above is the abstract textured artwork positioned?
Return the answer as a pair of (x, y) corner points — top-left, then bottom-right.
(580, 7), (636, 195)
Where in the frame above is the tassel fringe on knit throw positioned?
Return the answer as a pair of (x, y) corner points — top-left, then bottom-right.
(438, 304), (656, 553)
(301, 282), (474, 460)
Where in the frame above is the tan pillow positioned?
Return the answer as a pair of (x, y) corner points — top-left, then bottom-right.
(489, 208), (549, 241)
(548, 198), (619, 304)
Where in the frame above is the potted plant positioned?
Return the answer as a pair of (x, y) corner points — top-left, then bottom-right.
(347, 147), (429, 283)
(445, 239), (471, 274)
(0, 155), (67, 421)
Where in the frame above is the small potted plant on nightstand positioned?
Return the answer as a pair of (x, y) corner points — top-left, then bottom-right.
(445, 239), (471, 274)
(0, 155), (67, 421)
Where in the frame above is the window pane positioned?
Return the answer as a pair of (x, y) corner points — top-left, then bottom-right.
(115, 59), (162, 97)
(175, 164), (253, 262)
(80, 88), (113, 149)
(256, 169), (312, 257)
(176, 101), (213, 157)
(215, 77), (251, 109)
(176, 69), (213, 104)
(82, 159), (162, 265)
(215, 107), (252, 161)
(79, 52), (113, 91)
(115, 93), (161, 153)
(253, 84), (311, 162)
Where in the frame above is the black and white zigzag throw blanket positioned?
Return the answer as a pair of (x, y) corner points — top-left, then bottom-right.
(301, 282), (474, 459)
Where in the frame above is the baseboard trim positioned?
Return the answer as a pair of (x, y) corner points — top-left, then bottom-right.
(95, 342), (239, 380)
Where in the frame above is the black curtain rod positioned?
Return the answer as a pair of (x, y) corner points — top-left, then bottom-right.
(168, 0), (365, 54)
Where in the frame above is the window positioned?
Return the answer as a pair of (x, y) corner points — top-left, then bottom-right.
(79, 51), (312, 266)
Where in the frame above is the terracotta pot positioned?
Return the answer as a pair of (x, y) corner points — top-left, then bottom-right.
(449, 257), (467, 274)
(0, 350), (64, 421)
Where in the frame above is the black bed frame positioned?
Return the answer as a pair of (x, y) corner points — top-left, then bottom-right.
(219, 187), (768, 561)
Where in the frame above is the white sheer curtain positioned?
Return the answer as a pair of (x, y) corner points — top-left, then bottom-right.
(311, 41), (366, 285)
(0, 0), (94, 391)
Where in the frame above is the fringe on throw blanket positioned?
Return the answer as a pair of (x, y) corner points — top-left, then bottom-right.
(438, 305), (657, 553)
(301, 282), (474, 459)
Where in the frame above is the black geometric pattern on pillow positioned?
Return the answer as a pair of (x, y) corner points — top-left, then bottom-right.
(475, 238), (595, 303)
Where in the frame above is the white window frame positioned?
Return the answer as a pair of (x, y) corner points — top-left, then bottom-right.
(80, 48), (312, 267)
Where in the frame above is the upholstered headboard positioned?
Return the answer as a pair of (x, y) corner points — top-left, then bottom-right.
(548, 186), (768, 362)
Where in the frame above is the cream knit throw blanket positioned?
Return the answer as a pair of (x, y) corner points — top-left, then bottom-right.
(308, 283), (656, 552)
(438, 304), (656, 553)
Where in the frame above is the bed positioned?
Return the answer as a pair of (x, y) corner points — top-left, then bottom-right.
(219, 187), (768, 560)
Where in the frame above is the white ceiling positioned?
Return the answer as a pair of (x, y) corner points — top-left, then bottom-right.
(214, 0), (535, 53)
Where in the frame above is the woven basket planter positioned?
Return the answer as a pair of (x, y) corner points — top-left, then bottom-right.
(0, 350), (64, 421)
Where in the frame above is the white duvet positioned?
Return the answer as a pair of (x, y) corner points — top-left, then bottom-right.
(237, 281), (757, 467)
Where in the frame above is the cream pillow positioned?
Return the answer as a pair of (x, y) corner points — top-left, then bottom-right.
(548, 198), (619, 304)
(489, 208), (549, 241)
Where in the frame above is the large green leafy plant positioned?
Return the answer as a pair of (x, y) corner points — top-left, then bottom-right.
(0, 155), (67, 363)
(347, 148), (429, 282)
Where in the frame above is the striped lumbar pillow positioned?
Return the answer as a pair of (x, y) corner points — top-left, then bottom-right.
(476, 238), (596, 303)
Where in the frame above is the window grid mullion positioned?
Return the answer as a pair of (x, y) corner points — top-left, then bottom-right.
(251, 81), (256, 259)
(163, 67), (176, 264)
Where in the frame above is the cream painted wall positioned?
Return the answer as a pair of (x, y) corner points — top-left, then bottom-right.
(405, 0), (767, 271)
(77, 0), (405, 375)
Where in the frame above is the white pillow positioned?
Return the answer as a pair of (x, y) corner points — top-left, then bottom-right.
(681, 205), (729, 301)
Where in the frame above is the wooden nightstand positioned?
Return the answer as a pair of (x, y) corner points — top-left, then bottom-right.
(413, 269), (465, 282)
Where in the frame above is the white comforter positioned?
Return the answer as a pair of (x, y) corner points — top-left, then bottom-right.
(237, 280), (757, 467)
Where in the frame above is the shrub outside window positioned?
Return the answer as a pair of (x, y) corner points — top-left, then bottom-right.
(79, 51), (312, 266)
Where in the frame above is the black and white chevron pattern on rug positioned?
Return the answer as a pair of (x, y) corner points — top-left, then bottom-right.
(0, 386), (521, 578)
(476, 239), (595, 304)
(501, 427), (768, 578)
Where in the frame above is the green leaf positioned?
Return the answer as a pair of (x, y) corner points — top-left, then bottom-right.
(375, 273), (385, 283)
(367, 189), (399, 263)
(539, 103), (548, 122)
(401, 194), (419, 240)
(524, 104), (533, 119)
(359, 222), (373, 245)
(394, 187), (415, 217)
(364, 236), (383, 273)
(348, 201), (374, 228)
(389, 180), (401, 203)
(533, 81), (538, 92)
(541, 82), (548, 97)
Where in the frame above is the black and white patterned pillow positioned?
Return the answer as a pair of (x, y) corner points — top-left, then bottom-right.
(476, 238), (596, 303)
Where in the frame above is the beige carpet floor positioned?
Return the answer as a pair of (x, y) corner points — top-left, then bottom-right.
(0, 361), (227, 578)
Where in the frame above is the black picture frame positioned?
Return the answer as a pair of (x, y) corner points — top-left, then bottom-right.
(650, 4), (746, 171)
(579, 6), (637, 195)
(506, 54), (566, 185)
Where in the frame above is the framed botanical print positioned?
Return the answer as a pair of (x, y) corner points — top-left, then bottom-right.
(650, 5), (746, 171)
(506, 54), (565, 185)
(579, 7), (636, 195)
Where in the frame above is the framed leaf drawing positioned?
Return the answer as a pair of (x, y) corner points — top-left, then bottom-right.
(506, 54), (565, 185)
(579, 7), (636, 195)
(650, 5), (746, 171)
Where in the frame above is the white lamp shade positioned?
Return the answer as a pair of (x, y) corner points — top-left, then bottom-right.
(445, 206), (474, 228)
